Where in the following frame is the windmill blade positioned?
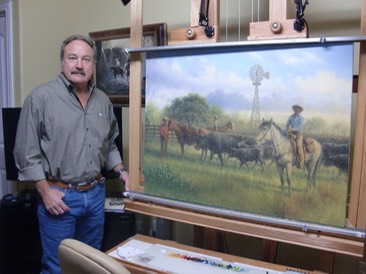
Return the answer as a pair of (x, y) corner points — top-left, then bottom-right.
(263, 71), (270, 79)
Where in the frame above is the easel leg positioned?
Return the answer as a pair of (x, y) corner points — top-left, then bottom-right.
(262, 239), (278, 263)
(193, 226), (225, 252)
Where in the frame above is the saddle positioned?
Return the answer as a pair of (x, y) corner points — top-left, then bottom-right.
(303, 138), (316, 152)
(288, 133), (316, 154)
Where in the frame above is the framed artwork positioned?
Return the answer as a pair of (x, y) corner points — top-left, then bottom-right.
(142, 40), (355, 229)
(89, 23), (167, 105)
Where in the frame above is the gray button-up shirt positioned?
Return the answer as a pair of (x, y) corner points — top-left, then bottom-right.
(14, 73), (122, 183)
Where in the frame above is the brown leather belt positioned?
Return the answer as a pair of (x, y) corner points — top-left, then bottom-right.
(47, 175), (105, 192)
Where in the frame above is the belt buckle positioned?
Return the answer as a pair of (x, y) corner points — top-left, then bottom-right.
(75, 177), (103, 192)
(76, 181), (89, 191)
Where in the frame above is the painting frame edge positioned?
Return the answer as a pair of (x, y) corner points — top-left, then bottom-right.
(89, 22), (167, 106)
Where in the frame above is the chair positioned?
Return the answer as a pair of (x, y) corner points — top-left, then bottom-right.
(58, 239), (131, 274)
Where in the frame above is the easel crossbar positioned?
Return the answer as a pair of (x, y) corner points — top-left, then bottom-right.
(123, 193), (364, 257)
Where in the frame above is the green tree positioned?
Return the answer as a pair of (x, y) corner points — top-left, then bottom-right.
(145, 102), (162, 125)
(166, 93), (214, 128)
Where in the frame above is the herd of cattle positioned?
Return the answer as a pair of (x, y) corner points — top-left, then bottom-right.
(162, 119), (350, 174)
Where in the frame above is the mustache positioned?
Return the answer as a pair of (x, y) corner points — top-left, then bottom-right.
(71, 70), (86, 76)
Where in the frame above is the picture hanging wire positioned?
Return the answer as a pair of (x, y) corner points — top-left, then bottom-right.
(225, 0), (254, 41)
(251, 0), (254, 22)
(250, 0), (261, 23)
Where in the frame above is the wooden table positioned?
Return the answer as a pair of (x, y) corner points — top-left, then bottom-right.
(107, 234), (317, 274)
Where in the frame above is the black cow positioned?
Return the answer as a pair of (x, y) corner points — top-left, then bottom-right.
(195, 132), (246, 165)
(322, 143), (349, 158)
(323, 154), (349, 174)
(227, 147), (264, 170)
(322, 143), (350, 173)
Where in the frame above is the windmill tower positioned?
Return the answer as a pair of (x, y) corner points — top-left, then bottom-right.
(249, 64), (269, 127)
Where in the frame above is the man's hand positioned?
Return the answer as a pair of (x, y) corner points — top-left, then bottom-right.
(119, 171), (130, 191)
(114, 164), (131, 191)
(35, 180), (70, 215)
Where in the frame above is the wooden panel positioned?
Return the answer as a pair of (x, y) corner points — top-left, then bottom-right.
(170, 25), (219, 45)
(124, 200), (364, 257)
(269, 0), (288, 21)
(348, 0), (366, 229)
(356, 0), (366, 229)
(129, 0), (143, 191)
(248, 20), (307, 40)
(190, 0), (200, 27)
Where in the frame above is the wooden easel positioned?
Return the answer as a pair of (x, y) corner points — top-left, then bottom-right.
(357, 1), (366, 273)
(129, 0), (144, 192)
(170, 0), (220, 45)
(127, 1), (366, 272)
(248, 0), (308, 40)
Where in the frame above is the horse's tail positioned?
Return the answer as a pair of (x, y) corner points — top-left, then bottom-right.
(311, 149), (323, 187)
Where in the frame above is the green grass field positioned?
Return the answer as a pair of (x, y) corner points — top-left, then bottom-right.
(143, 139), (348, 227)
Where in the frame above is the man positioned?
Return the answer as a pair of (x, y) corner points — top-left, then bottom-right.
(159, 116), (169, 157)
(13, 34), (130, 274)
(115, 57), (121, 67)
(285, 104), (305, 169)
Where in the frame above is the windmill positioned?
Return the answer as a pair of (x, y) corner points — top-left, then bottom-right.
(249, 64), (269, 127)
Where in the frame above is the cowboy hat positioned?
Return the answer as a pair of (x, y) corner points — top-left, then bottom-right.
(292, 104), (303, 112)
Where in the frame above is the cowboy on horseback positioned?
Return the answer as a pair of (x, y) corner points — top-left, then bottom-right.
(286, 104), (305, 169)
(115, 57), (121, 68)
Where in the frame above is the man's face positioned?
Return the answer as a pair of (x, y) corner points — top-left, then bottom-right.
(61, 40), (94, 86)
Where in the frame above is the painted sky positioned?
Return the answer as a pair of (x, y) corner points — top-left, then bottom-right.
(146, 44), (354, 123)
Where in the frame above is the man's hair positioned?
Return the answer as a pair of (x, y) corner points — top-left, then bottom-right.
(60, 34), (97, 62)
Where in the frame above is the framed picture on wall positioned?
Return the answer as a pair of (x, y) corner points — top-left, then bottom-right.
(89, 23), (167, 105)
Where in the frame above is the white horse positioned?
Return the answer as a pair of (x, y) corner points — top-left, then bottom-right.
(256, 119), (322, 194)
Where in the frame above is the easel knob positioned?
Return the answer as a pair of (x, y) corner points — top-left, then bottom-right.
(270, 20), (282, 34)
(185, 28), (196, 39)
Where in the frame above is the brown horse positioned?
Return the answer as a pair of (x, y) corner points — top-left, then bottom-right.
(168, 119), (198, 156)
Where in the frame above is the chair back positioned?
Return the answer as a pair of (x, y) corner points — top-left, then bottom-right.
(58, 239), (131, 274)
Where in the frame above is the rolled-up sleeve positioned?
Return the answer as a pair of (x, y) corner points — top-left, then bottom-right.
(13, 95), (46, 181)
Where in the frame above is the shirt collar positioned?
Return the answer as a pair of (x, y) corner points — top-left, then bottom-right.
(58, 73), (95, 94)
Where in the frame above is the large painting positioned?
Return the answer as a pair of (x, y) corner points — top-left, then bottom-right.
(143, 43), (354, 227)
